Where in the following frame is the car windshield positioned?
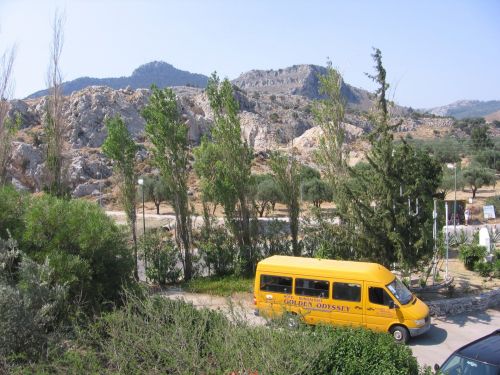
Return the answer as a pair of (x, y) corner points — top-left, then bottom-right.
(386, 278), (413, 305)
(441, 354), (499, 375)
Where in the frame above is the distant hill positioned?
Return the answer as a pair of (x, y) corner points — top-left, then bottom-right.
(485, 110), (500, 123)
(26, 61), (209, 99)
(232, 64), (374, 111)
(427, 100), (500, 120)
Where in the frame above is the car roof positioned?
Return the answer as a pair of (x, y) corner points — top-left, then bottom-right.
(456, 329), (500, 366)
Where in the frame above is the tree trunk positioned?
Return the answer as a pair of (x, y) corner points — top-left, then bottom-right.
(155, 202), (160, 215)
(131, 216), (139, 280)
(173, 189), (192, 281)
(239, 195), (254, 276)
(472, 185), (477, 198)
(289, 201), (300, 256)
(259, 203), (267, 217)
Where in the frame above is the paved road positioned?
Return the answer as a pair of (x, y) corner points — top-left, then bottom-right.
(410, 308), (500, 368)
(162, 290), (500, 369)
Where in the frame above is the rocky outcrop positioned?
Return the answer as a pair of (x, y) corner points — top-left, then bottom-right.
(232, 64), (373, 111)
(6, 82), (449, 197)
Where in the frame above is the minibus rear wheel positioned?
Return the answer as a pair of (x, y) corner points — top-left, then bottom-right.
(390, 325), (409, 344)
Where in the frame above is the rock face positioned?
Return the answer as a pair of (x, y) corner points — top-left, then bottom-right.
(232, 64), (373, 111)
(27, 61), (209, 99)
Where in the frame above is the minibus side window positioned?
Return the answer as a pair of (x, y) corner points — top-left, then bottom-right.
(295, 278), (329, 298)
(260, 275), (293, 294)
(332, 282), (361, 302)
(369, 287), (393, 306)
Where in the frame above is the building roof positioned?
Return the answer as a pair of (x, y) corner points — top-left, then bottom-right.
(257, 256), (394, 284)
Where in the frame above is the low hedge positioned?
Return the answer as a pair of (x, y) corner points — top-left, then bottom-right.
(17, 295), (430, 374)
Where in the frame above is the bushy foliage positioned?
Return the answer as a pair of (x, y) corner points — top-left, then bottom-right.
(459, 243), (486, 270)
(139, 229), (181, 285)
(21, 195), (134, 312)
(23, 296), (426, 374)
(0, 237), (68, 362)
(462, 164), (495, 198)
(0, 185), (27, 239)
(254, 219), (292, 258)
(302, 217), (356, 260)
(301, 177), (333, 207)
(252, 174), (283, 217)
(197, 226), (235, 276)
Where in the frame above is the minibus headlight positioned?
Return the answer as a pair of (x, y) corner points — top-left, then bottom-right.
(414, 318), (425, 327)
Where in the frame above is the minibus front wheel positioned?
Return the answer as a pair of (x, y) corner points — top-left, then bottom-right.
(390, 325), (409, 344)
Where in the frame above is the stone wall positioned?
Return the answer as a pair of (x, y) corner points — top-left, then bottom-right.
(427, 289), (500, 317)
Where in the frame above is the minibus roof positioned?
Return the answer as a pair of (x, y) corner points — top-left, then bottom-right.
(257, 256), (395, 284)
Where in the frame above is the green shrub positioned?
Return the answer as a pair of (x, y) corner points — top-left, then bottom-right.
(474, 261), (493, 277)
(26, 296), (425, 374)
(458, 243), (486, 270)
(255, 219), (291, 258)
(140, 229), (181, 285)
(270, 112), (280, 122)
(494, 258), (500, 278)
(0, 185), (27, 239)
(197, 227), (235, 276)
(0, 241), (68, 362)
(312, 326), (420, 375)
(21, 195), (135, 312)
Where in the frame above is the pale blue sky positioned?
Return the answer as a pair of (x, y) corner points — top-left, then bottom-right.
(0, 0), (498, 108)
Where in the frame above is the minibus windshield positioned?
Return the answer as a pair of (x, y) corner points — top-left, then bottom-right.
(386, 278), (413, 305)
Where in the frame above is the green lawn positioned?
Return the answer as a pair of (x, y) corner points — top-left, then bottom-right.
(182, 275), (254, 296)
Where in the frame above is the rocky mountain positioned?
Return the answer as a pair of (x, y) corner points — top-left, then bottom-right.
(26, 61), (209, 99)
(6, 83), (455, 199)
(232, 64), (374, 111)
(426, 100), (500, 120)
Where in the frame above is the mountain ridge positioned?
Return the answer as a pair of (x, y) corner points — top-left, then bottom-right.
(26, 61), (209, 99)
(426, 100), (500, 120)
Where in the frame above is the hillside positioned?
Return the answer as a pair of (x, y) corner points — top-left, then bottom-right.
(6, 82), (454, 199)
(26, 61), (209, 99)
(485, 110), (500, 123)
(427, 100), (500, 119)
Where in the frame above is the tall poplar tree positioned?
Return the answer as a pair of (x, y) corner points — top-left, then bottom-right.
(142, 86), (193, 281)
(102, 115), (139, 279)
(0, 44), (16, 185)
(269, 151), (301, 256)
(194, 73), (255, 275)
(44, 11), (68, 197)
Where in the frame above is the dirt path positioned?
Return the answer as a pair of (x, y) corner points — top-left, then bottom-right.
(159, 288), (266, 326)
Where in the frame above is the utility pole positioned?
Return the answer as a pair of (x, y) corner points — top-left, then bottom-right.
(445, 202), (449, 281)
(454, 163), (457, 232)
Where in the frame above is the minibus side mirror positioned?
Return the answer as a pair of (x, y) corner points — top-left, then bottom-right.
(434, 363), (440, 372)
(388, 300), (399, 309)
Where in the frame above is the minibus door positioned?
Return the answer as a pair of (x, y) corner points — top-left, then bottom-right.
(365, 283), (400, 332)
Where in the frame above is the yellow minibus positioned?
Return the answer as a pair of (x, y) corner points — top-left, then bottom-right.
(254, 256), (430, 344)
